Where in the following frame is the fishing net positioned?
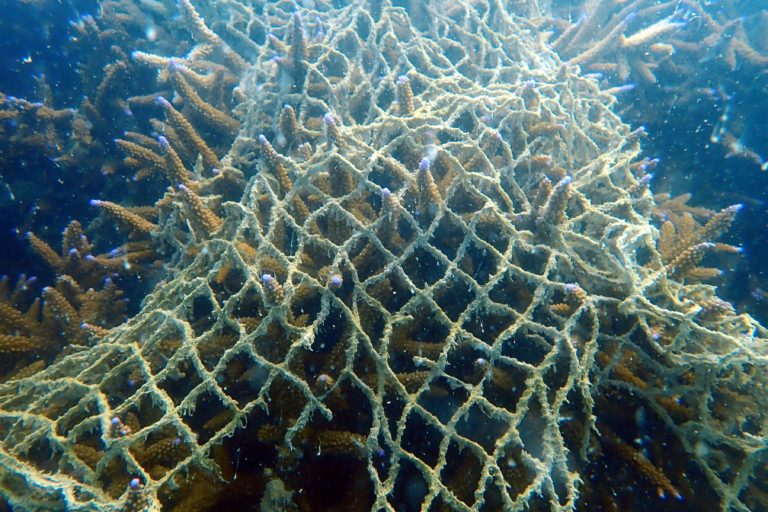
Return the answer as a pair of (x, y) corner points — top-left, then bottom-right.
(1, 1), (766, 510)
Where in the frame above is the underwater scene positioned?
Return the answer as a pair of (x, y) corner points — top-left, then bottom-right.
(1, 0), (767, 510)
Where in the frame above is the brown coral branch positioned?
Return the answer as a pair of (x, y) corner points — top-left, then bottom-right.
(396, 75), (414, 115)
(169, 63), (240, 134)
(178, 0), (246, 73)
(42, 286), (85, 345)
(604, 429), (682, 501)
(157, 135), (196, 189)
(538, 175), (572, 227)
(178, 184), (223, 236)
(156, 95), (221, 172)
(258, 134), (292, 193)
(90, 199), (158, 234)
(0, 335), (45, 354)
(27, 231), (63, 271)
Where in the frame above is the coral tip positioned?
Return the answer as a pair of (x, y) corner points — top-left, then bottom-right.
(329, 274), (343, 287)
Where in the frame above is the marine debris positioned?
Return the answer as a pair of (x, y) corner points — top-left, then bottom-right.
(0, 1), (766, 511)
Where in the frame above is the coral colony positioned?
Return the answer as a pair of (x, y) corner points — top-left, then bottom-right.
(0, 1), (767, 511)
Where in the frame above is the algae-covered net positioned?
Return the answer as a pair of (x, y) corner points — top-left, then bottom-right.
(1, 1), (767, 510)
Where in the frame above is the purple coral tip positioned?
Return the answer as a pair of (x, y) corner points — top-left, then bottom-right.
(85, 254), (95, 261)
(323, 112), (335, 126)
(329, 274), (343, 287)
(419, 158), (430, 172)
(156, 96), (170, 107)
(261, 273), (273, 283)
(381, 187), (391, 199)
(89, 199), (101, 206)
(560, 176), (573, 186)
(111, 417), (120, 426)
(258, 134), (268, 145)
(130, 478), (140, 489)
(157, 135), (169, 148)
(564, 283), (578, 293)
(733, 203), (744, 212)
(397, 75), (409, 85)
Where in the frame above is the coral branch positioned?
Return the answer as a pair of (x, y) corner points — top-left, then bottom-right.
(169, 63), (240, 134)
(157, 135), (195, 189)
(396, 75), (414, 115)
(178, 184), (222, 236)
(90, 199), (158, 234)
(156, 96), (221, 172)
(538, 175), (572, 227)
(258, 134), (292, 193)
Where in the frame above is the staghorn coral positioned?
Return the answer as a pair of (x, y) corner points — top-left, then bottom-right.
(0, 1), (767, 512)
(0, 0), (243, 250)
(547, 1), (768, 88)
(0, 0), (196, 317)
(544, 1), (768, 172)
(550, 1), (686, 85)
(0, 272), (127, 382)
(27, 220), (156, 290)
(654, 193), (743, 282)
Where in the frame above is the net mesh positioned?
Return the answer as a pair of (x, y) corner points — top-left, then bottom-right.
(1, 1), (767, 511)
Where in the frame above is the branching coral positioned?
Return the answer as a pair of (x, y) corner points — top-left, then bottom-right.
(545, 0), (768, 170)
(0, 271), (127, 382)
(0, 1), (766, 512)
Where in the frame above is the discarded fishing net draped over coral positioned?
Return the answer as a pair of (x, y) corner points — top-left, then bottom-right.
(537, 0), (768, 322)
(0, 0), (767, 511)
